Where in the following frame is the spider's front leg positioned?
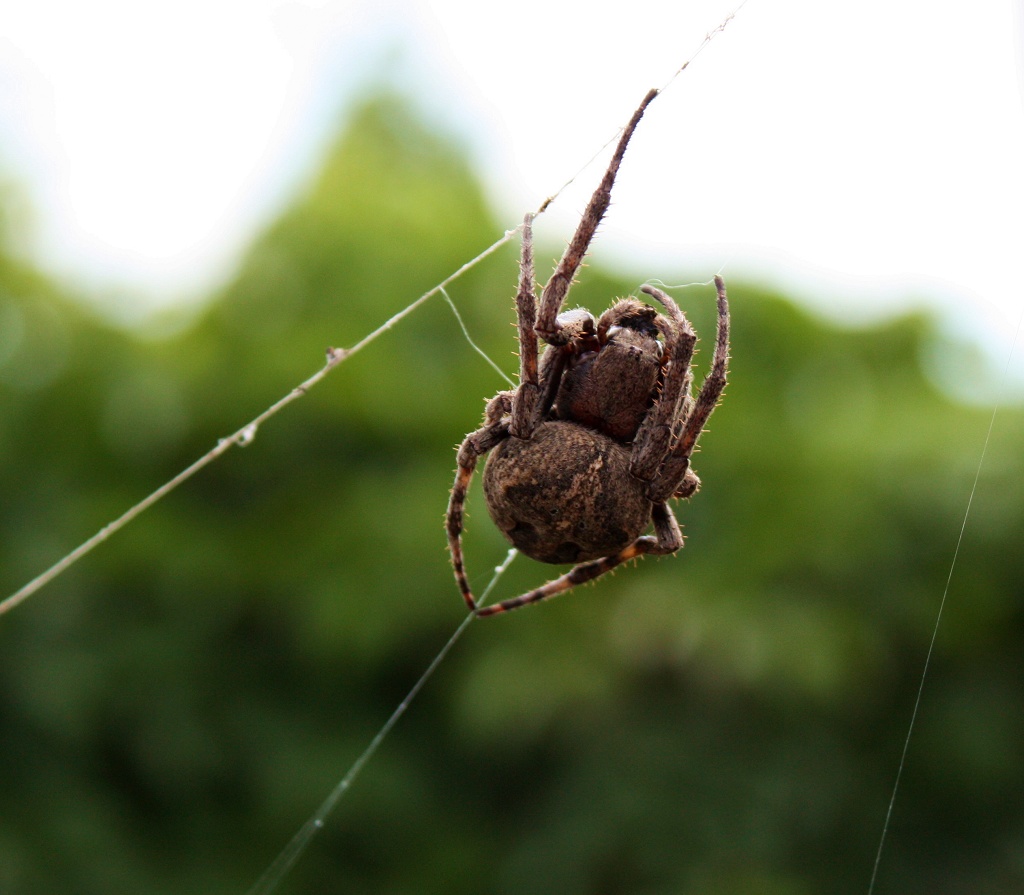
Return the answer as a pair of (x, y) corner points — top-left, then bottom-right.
(629, 284), (697, 487)
(648, 276), (730, 504)
(476, 503), (683, 617)
(447, 394), (510, 612)
(509, 214), (540, 439)
(535, 88), (659, 346)
(510, 213), (598, 436)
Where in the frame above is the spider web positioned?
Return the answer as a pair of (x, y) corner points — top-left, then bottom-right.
(866, 309), (1024, 895)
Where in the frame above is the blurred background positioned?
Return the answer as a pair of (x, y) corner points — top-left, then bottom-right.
(1, 1), (1023, 893)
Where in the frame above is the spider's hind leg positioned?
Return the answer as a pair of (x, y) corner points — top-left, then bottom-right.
(476, 502), (682, 617)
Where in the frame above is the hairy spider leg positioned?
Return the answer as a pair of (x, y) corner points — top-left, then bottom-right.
(447, 395), (510, 612)
(648, 276), (730, 504)
(475, 502), (683, 616)
(628, 285), (698, 485)
(509, 214), (540, 438)
(534, 88), (660, 346)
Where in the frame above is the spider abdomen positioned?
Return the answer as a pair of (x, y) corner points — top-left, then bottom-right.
(482, 420), (651, 565)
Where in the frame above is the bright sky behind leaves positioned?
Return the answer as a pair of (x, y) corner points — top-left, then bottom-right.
(2, 0), (1023, 395)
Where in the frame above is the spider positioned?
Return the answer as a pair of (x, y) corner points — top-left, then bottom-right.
(446, 88), (730, 617)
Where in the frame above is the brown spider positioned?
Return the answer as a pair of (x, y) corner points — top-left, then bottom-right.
(446, 88), (730, 617)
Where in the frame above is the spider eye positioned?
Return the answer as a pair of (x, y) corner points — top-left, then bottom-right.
(604, 325), (664, 356)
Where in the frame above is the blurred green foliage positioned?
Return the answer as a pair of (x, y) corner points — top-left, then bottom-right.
(1, 93), (1022, 895)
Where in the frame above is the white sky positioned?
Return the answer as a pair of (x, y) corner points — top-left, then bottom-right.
(1, 0), (1023, 396)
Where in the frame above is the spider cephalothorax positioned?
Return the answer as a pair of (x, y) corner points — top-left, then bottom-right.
(446, 88), (730, 616)
(553, 299), (668, 442)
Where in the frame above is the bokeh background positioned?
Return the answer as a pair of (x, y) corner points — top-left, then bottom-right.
(2, 2), (1024, 894)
